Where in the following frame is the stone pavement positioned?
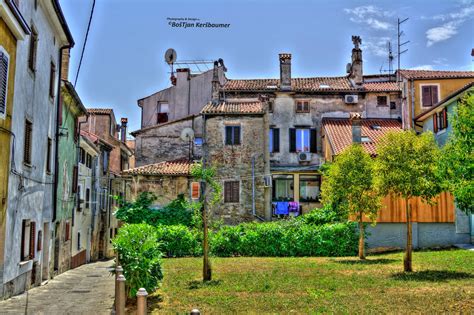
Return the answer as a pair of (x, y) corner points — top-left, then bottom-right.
(0, 260), (115, 315)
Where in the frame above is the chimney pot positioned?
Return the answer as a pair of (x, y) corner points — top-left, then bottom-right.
(120, 118), (128, 142)
(349, 36), (363, 86)
(350, 112), (362, 144)
(279, 53), (292, 91)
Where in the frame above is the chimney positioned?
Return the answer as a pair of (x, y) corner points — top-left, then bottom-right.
(349, 36), (363, 86)
(279, 53), (292, 91)
(61, 48), (70, 81)
(211, 61), (220, 104)
(120, 118), (128, 142)
(350, 112), (362, 144)
(176, 68), (190, 87)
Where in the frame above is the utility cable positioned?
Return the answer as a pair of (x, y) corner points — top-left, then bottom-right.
(74, 0), (96, 87)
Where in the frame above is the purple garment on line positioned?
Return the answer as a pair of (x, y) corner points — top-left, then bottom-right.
(289, 201), (299, 213)
(275, 202), (289, 215)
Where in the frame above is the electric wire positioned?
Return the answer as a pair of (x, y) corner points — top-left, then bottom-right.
(74, 0), (96, 87)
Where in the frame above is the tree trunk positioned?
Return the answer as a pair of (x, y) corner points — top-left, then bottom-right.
(358, 212), (365, 260)
(201, 182), (212, 281)
(404, 197), (413, 272)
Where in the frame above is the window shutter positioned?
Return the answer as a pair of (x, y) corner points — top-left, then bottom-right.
(46, 138), (52, 173)
(310, 128), (317, 153)
(431, 86), (439, 105)
(225, 126), (232, 145)
(65, 222), (70, 241)
(191, 182), (200, 200)
(29, 222), (36, 259)
(443, 108), (448, 128)
(234, 126), (241, 145)
(273, 128), (280, 153)
(0, 52), (8, 116)
(289, 128), (296, 152)
(433, 114), (438, 133)
(21, 220), (26, 260)
(232, 181), (239, 202)
(72, 166), (78, 193)
(422, 86), (432, 106)
(224, 182), (231, 203)
(24, 120), (32, 164)
(37, 230), (42, 251)
(272, 180), (276, 200)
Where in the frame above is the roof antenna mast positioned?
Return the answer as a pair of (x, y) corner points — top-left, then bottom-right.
(397, 17), (409, 82)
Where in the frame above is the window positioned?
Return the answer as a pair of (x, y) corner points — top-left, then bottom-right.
(191, 182), (200, 200)
(433, 108), (448, 133)
(157, 102), (169, 123)
(224, 181), (239, 203)
(72, 166), (78, 193)
(37, 230), (42, 251)
(24, 120), (33, 165)
(0, 49), (9, 119)
(300, 176), (321, 202)
(86, 153), (92, 168)
(296, 100), (310, 113)
(390, 101), (396, 110)
(377, 96), (388, 106)
(272, 175), (294, 201)
(79, 148), (85, 164)
(65, 221), (70, 241)
(268, 100), (274, 112)
(225, 126), (241, 145)
(21, 220), (31, 261)
(421, 85), (439, 107)
(28, 28), (38, 72)
(49, 62), (56, 98)
(289, 128), (317, 153)
(269, 128), (280, 153)
(361, 136), (371, 143)
(86, 188), (90, 208)
(77, 185), (82, 211)
(102, 150), (109, 174)
(77, 232), (81, 250)
(46, 138), (52, 173)
(194, 137), (203, 146)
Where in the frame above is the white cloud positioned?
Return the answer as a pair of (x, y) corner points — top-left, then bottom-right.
(344, 5), (394, 30)
(426, 21), (458, 47)
(362, 37), (393, 57)
(432, 57), (448, 65)
(432, 5), (474, 21)
(409, 65), (434, 70)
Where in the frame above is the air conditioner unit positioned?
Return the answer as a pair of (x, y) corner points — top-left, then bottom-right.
(344, 95), (358, 104)
(298, 152), (312, 162)
(263, 176), (272, 187)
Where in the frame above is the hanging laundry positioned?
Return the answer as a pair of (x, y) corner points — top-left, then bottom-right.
(288, 201), (299, 213)
(275, 201), (289, 215)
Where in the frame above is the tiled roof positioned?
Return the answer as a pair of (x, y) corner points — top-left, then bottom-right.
(323, 118), (403, 156)
(201, 101), (265, 115)
(363, 81), (400, 92)
(224, 77), (356, 92)
(415, 82), (474, 121)
(130, 115), (197, 136)
(224, 77), (401, 92)
(122, 159), (192, 176)
(87, 108), (113, 115)
(398, 69), (474, 80)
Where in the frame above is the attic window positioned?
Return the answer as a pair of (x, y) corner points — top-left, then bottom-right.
(266, 85), (278, 89)
(361, 136), (371, 143)
(319, 84), (330, 89)
(370, 125), (381, 130)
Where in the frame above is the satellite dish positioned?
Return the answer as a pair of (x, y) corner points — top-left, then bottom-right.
(165, 48), (177, 64)
(180, 128), (195, 142)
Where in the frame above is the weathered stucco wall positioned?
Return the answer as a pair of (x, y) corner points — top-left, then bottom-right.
(205, 115), (269, 224)
(126, 175), (190, 207)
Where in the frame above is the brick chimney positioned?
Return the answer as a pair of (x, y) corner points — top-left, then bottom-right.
(279, 53), (292, 91)
(176, 68), (190, 87)
(350, 112), (362, 144)
(61, 48), (70, 81)
(211, 61), (220, 104)
(348, 36), (363, 86)
(120, 118), (128, 142)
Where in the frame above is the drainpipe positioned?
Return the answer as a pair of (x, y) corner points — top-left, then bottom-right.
(251, 156), (255, 216)
(410, 79), (415, 129)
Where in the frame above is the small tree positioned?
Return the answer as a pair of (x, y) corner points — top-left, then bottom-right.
(190, 161), (222, 281)
(440, 92), (474, 214)
(321, 144), (380, 259)
(374, 131), (442, 272)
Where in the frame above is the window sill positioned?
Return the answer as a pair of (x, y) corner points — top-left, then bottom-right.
(23, 162), (32, 168)
(436, 129), (447, 135)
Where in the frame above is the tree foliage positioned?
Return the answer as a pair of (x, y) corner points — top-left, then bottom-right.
(440, 92), (474, 214)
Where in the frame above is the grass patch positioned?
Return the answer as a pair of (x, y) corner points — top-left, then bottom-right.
(150, 249), (474, 313)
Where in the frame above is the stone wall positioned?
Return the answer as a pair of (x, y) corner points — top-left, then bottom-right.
(134, 116), (203, 167)
(204, 115), (270, 224)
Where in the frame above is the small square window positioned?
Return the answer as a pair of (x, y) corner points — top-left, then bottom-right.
(377, 96), (388, 106)
(225, 126), (241, 145)
(390, 101), (396, 110)
(224, 181), (239, 203)
(296, 100), (310, 113)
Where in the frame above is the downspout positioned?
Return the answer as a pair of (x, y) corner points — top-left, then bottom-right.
(53, 44), (73, 223)
(251, 156), (255, 216)
(410, 79), (415, 129)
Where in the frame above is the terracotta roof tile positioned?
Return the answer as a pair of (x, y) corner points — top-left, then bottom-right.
(363, 81), (400, 92)
(224, 77), (356, 92)
(122, 159), (192, 176)
(323, 118), (402, 156)
(87, 108), (113, 115)
(398, 69), (474, 80)
(201, 101), (265, 115)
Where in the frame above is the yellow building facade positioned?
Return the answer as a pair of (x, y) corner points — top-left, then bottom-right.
(0, 1), (29, 280)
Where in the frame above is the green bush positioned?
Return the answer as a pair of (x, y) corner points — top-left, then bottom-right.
(155, 224), (202, 257)
(298, 204), (346, 225)
(149, 194), (194, 227)
(113, 224), (163, 297)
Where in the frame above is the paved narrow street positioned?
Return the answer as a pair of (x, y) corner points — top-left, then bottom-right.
(0, 260), (115, 315)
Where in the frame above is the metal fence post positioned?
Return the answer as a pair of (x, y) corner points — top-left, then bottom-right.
(116, 275), (126, 315)
(136, 288), (148, 315)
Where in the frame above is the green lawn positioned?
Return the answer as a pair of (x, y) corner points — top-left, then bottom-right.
(149, 249), (474, 313)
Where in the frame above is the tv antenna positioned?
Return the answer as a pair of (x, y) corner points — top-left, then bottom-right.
(397, 17), (409, 82)
(379, 41), (395, 78)
(180, 128), (195, 160)
(165, 48), (177, 85)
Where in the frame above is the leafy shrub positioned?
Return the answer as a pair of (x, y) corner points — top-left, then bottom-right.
(299, 204), (346, 225)
(155, 224), (202, 257)
(113, 224), (163, 297)
(149, 194), (194, 227)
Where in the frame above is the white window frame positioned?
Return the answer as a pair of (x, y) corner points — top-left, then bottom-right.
(419, 83), (441, 108)
(295, 128), (310, 153)
(0, 46), (10, 120)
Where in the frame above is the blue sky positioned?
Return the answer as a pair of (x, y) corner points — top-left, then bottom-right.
(59, 0), (474, 133)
